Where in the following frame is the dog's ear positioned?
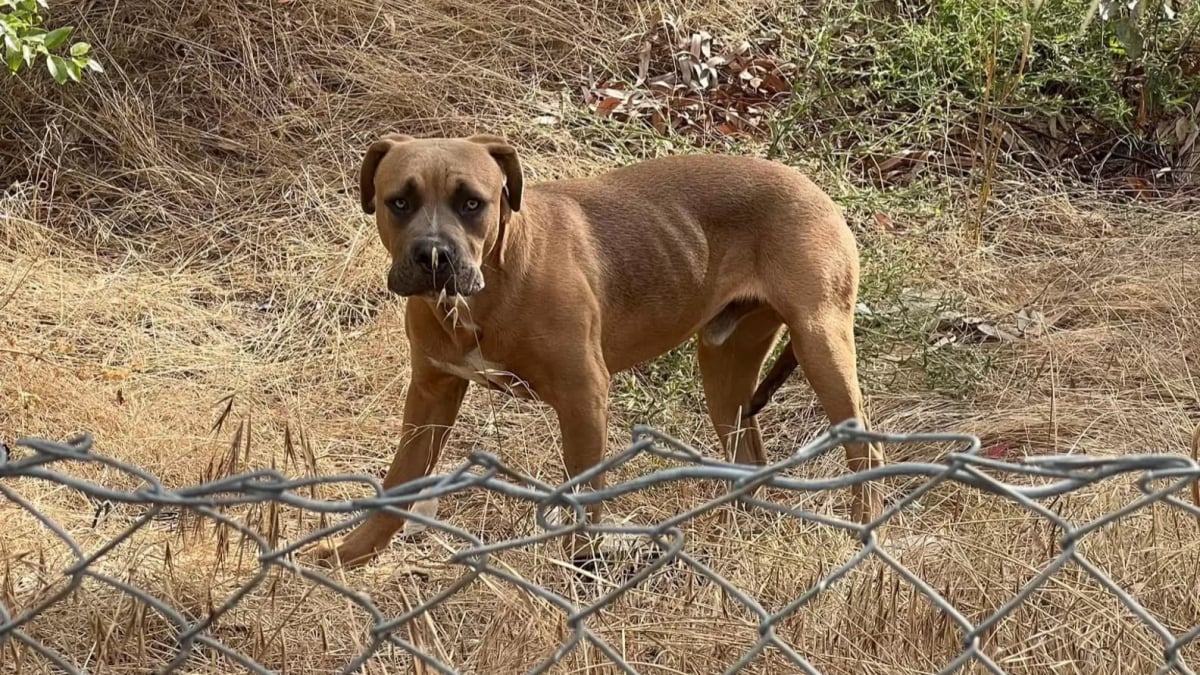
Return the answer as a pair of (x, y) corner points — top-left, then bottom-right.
(359, 133), (414, 214)
(467, 134), (524, 267)
(466, 134), (523, 215)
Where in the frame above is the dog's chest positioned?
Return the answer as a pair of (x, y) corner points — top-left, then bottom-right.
(426, 296), (537, 399)
(427, 348), (536, 400)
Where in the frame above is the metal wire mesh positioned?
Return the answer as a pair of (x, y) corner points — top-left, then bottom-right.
(2, 419), (1199, 674)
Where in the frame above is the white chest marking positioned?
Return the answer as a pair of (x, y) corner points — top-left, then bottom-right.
(428, 348), (531, 398)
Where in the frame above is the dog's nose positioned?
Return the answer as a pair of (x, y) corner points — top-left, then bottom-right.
(412, 240), (455, 275)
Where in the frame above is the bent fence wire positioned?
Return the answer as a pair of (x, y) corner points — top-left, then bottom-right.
(1, 419), (1199, 674)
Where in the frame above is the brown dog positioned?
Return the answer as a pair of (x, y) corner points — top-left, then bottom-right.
(311, 133), (885, 567)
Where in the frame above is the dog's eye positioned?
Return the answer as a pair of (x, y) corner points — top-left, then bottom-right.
(463, 198), (481, 212)
(392, 198), (411, 212)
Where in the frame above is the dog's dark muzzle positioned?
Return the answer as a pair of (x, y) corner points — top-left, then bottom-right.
(386, 239), (483, 297)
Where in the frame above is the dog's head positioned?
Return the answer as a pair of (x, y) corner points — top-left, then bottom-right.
(359, 133), (524, 298)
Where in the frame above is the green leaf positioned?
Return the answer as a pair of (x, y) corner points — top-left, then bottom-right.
(45, 53), (67, 84)
(5, 44), (22, 72)
(63, 57), (80, 82)
(69, 56), (94, 79)
(69, 41), (90, 57)
(42, 25), (72, 50)
(3, 32), (17, 55)
(1113, 18), (1143, 60)
(85, 57), (103, 73)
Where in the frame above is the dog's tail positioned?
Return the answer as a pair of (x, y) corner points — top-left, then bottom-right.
(743, 337), (799, 420)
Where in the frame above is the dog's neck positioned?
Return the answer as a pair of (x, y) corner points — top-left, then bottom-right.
(492, 204), (532, 273)
(483, 207), (534, 293)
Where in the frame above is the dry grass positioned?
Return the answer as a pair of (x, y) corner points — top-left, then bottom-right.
(3, 1), (1200, 673)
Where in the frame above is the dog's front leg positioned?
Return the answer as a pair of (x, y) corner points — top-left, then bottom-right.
(312, 365), (468, 568)
(547, 367), (611, 560)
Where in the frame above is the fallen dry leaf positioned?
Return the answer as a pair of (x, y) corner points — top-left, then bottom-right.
(1122, 176), (1152, 200)
(982, 442), (1012, 459)
(930, 312), (1018, 345)
(715, 121), (743, 137)
(585, 20), (794, 144)
(595, 97), (622, 118)
(637, 41), (652, 84)
(760, 72), (790, 95)
(1014, 306), (1069, 338)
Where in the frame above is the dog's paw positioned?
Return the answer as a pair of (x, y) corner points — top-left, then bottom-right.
(299, 499), (440, 571)
(302, 538), (382, 571)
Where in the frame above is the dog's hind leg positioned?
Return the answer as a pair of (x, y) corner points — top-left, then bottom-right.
(697, 307), (783, 466)
(777, 303), (885, 524)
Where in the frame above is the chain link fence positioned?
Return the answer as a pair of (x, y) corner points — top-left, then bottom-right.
(2, 419), (1199, 674)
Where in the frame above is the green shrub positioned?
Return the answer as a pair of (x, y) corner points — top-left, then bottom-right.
(2, 0), (102, 84)
(776, 0), (1200, 178)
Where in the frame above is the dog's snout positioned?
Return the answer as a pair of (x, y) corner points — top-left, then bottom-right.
(388, 236), (480, 297)
(412, 239), (455, 274)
